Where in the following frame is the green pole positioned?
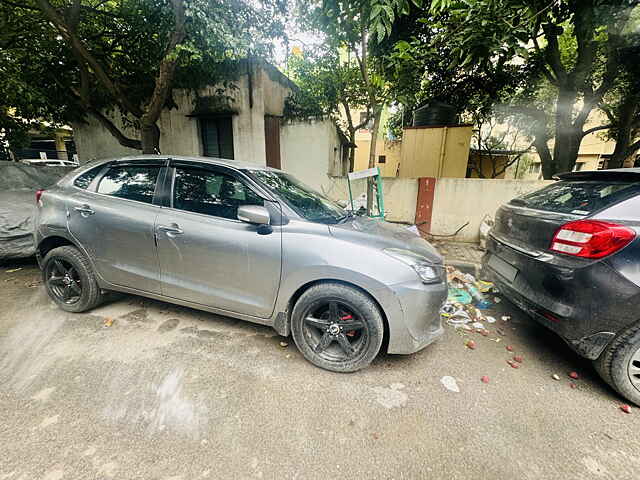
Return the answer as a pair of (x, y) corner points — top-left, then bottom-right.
(376, 167), (385, 218)
(347, 176), (354, 212)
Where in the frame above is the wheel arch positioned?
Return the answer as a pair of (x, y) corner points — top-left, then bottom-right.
(282, 279), (390, 353)
(38, 235), (78, 260)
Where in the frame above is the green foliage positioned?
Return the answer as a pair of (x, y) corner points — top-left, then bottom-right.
(284, 46), (369, 124)
(0, 0), (287, 151)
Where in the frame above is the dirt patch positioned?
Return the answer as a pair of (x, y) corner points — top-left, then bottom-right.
(157, 318), (180, 333)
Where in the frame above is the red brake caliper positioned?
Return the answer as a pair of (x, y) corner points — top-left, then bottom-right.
(340, 314), (356, 337)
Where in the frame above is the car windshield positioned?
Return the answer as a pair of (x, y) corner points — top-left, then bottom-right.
(249, 170), (347, 224)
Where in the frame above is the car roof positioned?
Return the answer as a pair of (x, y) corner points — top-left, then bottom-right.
(110, 154), (275, 172)
(556, 168), (640, 181)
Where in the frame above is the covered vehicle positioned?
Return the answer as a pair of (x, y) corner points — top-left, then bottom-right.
(0, 161), (73, 260)
(483, 168), (640, 405)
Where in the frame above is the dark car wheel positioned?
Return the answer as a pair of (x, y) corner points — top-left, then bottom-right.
(291, 283), (384, 373)
(42, 246), (104, 313)
(594, 321), (640, 407)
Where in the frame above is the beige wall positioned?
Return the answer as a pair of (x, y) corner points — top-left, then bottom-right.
(430, 178), (553, 242)
(280, 118), (344, 191)
(318, 176), (418, 224)
(73, 64), (292, 165)
(399, 125), (472, 178)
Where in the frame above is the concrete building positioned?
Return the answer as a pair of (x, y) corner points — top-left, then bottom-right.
(73, 61), (349, 187)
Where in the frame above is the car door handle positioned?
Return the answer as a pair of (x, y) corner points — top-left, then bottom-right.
(157, 224), (183, 235)
(74, 205), (95, 215)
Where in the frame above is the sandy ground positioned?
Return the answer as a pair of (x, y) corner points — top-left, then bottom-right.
(1, 260), (639, 480)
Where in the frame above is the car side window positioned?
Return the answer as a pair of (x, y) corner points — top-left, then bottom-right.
(173, 167), (263, 220)
(96, 165), (160, 204)
(73, 166), (103, 189)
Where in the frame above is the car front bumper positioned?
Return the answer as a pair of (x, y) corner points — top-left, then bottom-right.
(377, 279), (447, 355)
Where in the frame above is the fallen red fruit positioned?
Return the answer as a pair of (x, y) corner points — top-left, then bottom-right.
(465, 340), (476, 350)
(620, 404), (631, 414)
(513, 355), (523, 363)
(507, 360), (520, 369)
(506, 345), (514, 352)
(481, 375), (490, 384)
(480, 330), (489, 337)
(569, 371), (579, 379)
(570, 382), (577, 389)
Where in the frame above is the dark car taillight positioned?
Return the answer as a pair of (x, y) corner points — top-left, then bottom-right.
(550, 220), (636, 259)
(35, 189), (45, 205)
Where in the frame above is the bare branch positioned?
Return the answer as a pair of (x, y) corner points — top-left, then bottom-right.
(581, 124), (611, 137)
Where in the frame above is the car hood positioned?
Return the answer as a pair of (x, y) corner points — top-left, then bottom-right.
(329, 217), (443, 265)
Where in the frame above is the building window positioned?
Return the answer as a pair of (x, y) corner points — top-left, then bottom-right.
(378, 155), (386, 164)
(200, 117), (234, 159)
(359, 112), (373, 130)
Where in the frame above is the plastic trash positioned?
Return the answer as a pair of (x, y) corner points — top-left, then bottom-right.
(279, 341), (288, 347)
(440, 376), (460, 393)
(476, 300), (493, 310)
(448, 287), (473, 305)
(552, 374), (560, 381)
(477, 280), (494, 293)
(471, 322), (485, 330)
(620, 404), (632, 414)
(486, 316), (496, 323)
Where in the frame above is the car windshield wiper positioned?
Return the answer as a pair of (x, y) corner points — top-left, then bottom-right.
(336, 211), (355, 223)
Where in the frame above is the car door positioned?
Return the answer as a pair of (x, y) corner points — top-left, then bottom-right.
(155, 162), (282, 318)
(66, 160), (164, 293)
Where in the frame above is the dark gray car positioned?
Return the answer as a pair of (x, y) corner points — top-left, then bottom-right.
(483, 168), (640, 405)
(34, 155), (447, 372)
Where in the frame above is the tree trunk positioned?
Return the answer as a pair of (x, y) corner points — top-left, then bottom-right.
(141, 122), (160, 154)
(552, 89), (581, 175)
(366, 106), (382, 216)
(608, 94), (637, 169)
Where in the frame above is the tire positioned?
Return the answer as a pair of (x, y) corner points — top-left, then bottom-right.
(291, 283), (384, 373)
(593, 321), (640, 407)
(42, 245), (104, 313)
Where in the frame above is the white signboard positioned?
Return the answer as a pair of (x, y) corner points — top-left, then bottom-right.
(348, 167), (378, 181)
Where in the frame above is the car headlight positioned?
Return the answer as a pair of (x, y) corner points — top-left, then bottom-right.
(383, 248), (441, 284)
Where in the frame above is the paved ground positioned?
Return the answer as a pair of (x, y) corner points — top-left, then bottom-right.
(1, 260), (639, 480)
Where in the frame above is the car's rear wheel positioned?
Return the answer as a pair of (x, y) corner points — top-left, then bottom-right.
(291, 283), (384, 373)
(594, 321), (640, 407)
(42, 245), (104, 313)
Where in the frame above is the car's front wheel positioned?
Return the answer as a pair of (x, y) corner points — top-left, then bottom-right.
(42, 245), (104, 313)
(291, 283), (384, 373)
(594, 321), (640, 407)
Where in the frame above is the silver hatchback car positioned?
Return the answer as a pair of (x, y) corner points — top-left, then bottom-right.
(35, 155), (446, 372)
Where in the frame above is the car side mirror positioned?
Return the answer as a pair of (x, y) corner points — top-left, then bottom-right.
(237, 205), (271, 226)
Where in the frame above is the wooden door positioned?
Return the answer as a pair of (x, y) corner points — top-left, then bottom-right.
(264, 116), (281, 169)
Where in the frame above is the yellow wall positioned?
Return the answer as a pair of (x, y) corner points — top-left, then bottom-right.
(399, 125), (472, 178)
(354, 138), (402, 176)
(468, 153), (508, 179)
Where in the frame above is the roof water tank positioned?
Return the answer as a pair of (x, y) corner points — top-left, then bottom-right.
(413, 102), (457, 127)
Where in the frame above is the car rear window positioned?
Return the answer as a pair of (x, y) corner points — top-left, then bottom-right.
(511, 181), (640, 215)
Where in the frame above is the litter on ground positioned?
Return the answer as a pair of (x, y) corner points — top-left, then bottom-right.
(441, 376), (460, 393)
